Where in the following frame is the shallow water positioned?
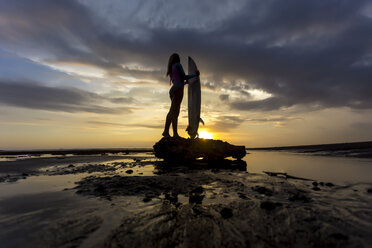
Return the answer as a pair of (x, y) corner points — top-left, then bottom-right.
(0, 174), (89, 200)
(1, 150), (372, 200)
(245, 151), (372, 184)
(0, 153), (76, 162)
(1, 151), (372, 198)
(0, 151), (372, 247)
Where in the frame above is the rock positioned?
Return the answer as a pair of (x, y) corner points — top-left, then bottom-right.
(263, 171), (310, 181)
(260, 201), (282, 211)
(252, 186), (273, 196)
(304, 217), (316, 222)
(189, 188), (205, 204)
(238, 192), (248, 199)
(312, 186), (321, 191)
(312, 181), (318, 186)
(191, 186), (204, 194)
(288, 192), (311, 203)
(68, 164), (75, 168)
(329, 233), (348, 240)
(189, 194), (204, 204)
(164, 192), (178, 203)
(325, 182), (334, 187)
(367, 188), (372, 193)
(125, 169), (133, 174)
(220, 208), (233, 219)
(7, 177), (18, 182)
(94, 184), (105, 193)
(153, 137), (246, 160)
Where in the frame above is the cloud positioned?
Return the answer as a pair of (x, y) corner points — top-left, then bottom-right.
(351, 122), (372, 130)
(209, 116), (245, 132)
(208, 115), (299, 131)
(108, 97), (135, 104)
(246, 116), (300, 123)
(245, 116), (301, 127)
(0, 80), (132, 114)
(230, 97), (293, 111)
(219, 94), (229, 101)
(0, 0), (372, 112)
(87, 121), (163, 129)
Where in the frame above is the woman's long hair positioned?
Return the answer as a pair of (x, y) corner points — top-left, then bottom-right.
(166, 53), (180, 77)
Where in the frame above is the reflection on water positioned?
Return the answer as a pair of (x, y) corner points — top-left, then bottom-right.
(153, 159), (247, 175)
(1, 151), (372, 201)
(244, 151), (372, 184)
(0, 152), (155, 162)
(0, 154), (76, 162)
(0, 174), (89, 200)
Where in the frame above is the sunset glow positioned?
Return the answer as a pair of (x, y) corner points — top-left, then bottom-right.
(0, 0), (371, 150)
(1, 2), (372, 247)
(199, 131), (213, 140)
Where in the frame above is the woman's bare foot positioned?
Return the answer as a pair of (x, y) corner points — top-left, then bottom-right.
(162, 131), (170, 138)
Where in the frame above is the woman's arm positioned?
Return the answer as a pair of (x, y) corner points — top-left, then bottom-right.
(176, 63), (197, 80)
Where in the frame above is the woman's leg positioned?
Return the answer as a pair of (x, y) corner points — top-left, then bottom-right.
(171, 89), (183, 137)
(162, 87), (175, 137)
(162, 111), (172, 137)
(162, 87), (183, 137)
(163, 89), (176, 137)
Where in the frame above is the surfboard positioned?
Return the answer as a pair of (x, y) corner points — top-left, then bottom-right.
(186, 56), (202, 139)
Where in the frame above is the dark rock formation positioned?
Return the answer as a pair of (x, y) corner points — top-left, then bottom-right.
(288, 192), (312, 203)
(260, 201), (282, 211)
(153, 137), (246, 160)
(220, 208), (233, 219)
(252, 186), (273, 196)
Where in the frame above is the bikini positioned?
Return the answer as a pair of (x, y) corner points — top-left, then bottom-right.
(169, 63), (195, 99)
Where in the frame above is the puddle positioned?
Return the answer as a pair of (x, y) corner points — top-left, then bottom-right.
(0, 173), (91, 200)
(0, 154), (76, 162)
(244, 151), (372, 184)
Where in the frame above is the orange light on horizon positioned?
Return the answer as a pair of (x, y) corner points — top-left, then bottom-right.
(199, 131), (213, 139)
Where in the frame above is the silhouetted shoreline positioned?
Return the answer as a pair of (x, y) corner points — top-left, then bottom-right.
(247, 141), (372, 158)
(0, 148), (153, 156)
(1, 140), (371, 156)
(246, 140), (372, 150)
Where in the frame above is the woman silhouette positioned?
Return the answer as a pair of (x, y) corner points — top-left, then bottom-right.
(162, 53), (200, 138)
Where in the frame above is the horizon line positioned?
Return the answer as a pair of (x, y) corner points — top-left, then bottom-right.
(1, 140), (371, 155)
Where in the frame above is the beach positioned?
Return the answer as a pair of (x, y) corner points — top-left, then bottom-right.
(2, 0), (372, 247)
(1, 148), (372, 248)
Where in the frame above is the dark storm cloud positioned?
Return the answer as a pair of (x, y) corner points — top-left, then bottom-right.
(0, 80), (131, 114)
(1, 0), (372, 110)
(219, 94), (229, 101)
(231, 97), (293, 111)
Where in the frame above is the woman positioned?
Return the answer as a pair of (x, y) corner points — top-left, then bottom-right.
(162, 53), (200, 138)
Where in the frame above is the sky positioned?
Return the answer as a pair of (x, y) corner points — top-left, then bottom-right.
(1, 0), (372, 149)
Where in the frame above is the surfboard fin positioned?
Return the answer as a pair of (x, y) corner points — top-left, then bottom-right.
(199, 118), (205, 125)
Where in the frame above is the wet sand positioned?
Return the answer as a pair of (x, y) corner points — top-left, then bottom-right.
(0, 151), (372, 247)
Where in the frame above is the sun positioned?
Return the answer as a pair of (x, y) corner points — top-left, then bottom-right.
(198, 131), (213, 139)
